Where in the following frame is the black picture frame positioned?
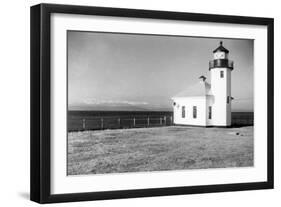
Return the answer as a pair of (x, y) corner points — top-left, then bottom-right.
(30, 3), (274, 204)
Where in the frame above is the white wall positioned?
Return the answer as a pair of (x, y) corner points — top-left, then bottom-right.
(211, 68), (232, 126)
(173, 97), (207, 126)
(0, 0), (280, 207)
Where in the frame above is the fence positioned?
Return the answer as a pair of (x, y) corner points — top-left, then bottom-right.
(68, 113), (253, 131)
(68, 115), (174, 131)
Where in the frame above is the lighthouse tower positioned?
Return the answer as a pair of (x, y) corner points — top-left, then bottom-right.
(209, 41), (234, 126)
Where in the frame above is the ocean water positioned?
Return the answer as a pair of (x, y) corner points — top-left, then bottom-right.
(68, 111), (253, 131)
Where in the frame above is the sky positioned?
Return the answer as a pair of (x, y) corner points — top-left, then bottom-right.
(68, 31), (254, 112)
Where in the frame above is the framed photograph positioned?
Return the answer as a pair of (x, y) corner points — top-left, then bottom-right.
(30, 3), (274, 203)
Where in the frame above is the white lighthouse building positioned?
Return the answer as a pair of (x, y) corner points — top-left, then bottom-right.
(172, 41), (234, 127)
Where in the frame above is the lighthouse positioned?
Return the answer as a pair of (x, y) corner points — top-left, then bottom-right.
(209, 41), (233, 126)
(172, 41), (234, 127)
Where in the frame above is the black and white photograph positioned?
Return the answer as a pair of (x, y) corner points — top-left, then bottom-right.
(29, 3), (274, 204)
(67, 31), (254, 175)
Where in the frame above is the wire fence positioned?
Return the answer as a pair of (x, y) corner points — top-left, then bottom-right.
(68, 113), (253, 131)
(68, 116), (174, 131)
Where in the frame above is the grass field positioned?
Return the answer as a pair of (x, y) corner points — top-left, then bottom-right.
(67, 126), (254, 175)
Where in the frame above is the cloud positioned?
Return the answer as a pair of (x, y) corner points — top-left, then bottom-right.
(83, 99), (148, 106)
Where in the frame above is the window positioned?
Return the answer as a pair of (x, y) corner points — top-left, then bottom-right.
(182, 106), (185, 118)
(193, 106), (197, 119)
(220, 71), (224, 78)
(208, 106), (212, 119)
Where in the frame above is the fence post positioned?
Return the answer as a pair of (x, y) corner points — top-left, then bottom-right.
(82, 118), (86, 130)
(133, 118), (136, 127)
(160, 117), (162, 125)
(164, 116), (166, 125)
(101, 118), (103, 130)
(170, 116), (173, 125)
(147, 117), (150, 127)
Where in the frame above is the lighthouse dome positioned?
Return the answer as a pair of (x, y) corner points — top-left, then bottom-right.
(213, 41), (229, 53)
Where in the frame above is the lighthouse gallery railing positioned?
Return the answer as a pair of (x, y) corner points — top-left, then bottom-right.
(209, 59), (234, 70)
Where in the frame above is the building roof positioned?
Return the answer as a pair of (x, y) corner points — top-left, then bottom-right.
(213, 41), (229, 53)
(172, 80), (213, 98)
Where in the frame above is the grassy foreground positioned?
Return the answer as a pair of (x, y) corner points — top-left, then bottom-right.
(67, 126), (253, 175)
